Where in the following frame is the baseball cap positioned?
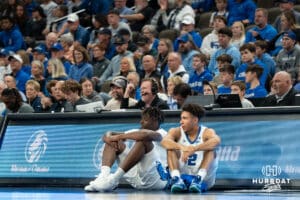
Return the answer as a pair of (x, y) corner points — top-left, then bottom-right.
(113, 35), (126, 45)
(110, 76), (127, 89)
(181, 15), (195, 25)
(67, 13), (79, 23)
(8, 54), (23, 64)
(97, 28), (112, 36)
(32, 45), (46, 54)
(178, 33), (193, 43)
(51, 42), (64, 51)
(136, 35), (149, 46)
(0, 49), (11, 57)
(283, 30), (297, 40)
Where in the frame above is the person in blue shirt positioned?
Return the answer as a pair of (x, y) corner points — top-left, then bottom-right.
(208, 27), (241, 76)
(244, 64), (268, 98)
(235, 43), (268, 87)
(254, 40), (276, 78)
(188, 53), (213, 94)
(227, 0), (256, 26)
(80, 0), (112, 15)
(69, 45), (93, 82)
(173, 15), (202, 51)
(0, 15), (25, 52)
(218, 64), (235, 94)
(245, 8), (278, 43)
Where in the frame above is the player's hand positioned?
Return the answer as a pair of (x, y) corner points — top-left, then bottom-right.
(181, 151), (194, 163)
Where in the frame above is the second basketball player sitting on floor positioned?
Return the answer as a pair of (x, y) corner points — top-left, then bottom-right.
(157, 103), (221, 193)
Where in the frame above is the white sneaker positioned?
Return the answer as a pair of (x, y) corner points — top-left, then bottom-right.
(92, 174), (119, 192)
(84, 173), (107, 192)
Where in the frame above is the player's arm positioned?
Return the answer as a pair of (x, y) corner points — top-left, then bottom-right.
(104, 130), (162, 142)
(194, 128), (221, 151)
(161, 127), (185, 150)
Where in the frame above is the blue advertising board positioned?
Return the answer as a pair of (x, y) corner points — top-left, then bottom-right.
(0, 109), (299, 189)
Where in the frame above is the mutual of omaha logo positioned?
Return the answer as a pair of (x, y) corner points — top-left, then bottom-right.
(25, 130), (48, 163)
(93, 137), (104, 170)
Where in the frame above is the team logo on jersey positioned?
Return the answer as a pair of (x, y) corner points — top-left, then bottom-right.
(93, 137), (104, 170)
(25, 130), (48, 163)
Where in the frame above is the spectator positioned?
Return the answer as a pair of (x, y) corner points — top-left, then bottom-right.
(97, 35), (133, 85)
(25, 80), (43, 112)
(276, 30), (300, 84)
(58, 13), (90, 47)
(209, 0), (229, 27)
(120, 0), (154, 32)
(79, 0), (112, 15)
(113, 0), (134, 23)
(47, 58), (68, 81)
(213, 54), (232, 85)
(208, 27), (241, 76)
(139, 55), (160, 81)
(227, 0), (256, 26)
(121, 77), (169, 109)
(189, 53), (213, 94)
(107, 9), (132, 38)
(142, 25), (160, 51)
(4, 74), (27, 102)
(254, 40), (276, 78)
(41, 0), (58, 35)
(15, 3), (29, 36)
(203, 81), (218, 95)
(8, 54), (30, 93)
(192, 0), (214, 13)
(1, 88), (34, 114)
(244, 64), (268, 98)
(25, 5), (47, 42)
(262, 71), (298, 106)
(235, 43), (268, 87)
(59, 33), (75, 64)
(218, 64), (235, 94)
(231, 80), (254, 108)
(156, 38), (173, 89)
(166, 76), (183, 110)
(126, 71), (141, 100)
(116, 57), (136, 78)
(61, 79), (91, 111)
(173, 82), (192, 109)
(91, 43), (110, 90)
(30, 60), (46, 94)
(87, 13), (108, 51)
(0, 15), (25, 52)
(96, 28), (116, 60)
(159, 0), (195, 30)
(245, 8), (278, 43)
(69, 45), (93, 82)
(201, 15), (227, 58)
(50, 42), (71, 74)
(79, 78), (103, 102)
(230, 21), (245, 49)
(104, 76), (137, 110)
(273, 0), (300, 32)
(177, 33), (200, 75)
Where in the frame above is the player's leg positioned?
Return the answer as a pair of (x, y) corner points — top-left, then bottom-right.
(84, 140), (126, 192)
(166, 150), (187, 193)
(93, 141), (154, 191)
(189, 150), (215, 193)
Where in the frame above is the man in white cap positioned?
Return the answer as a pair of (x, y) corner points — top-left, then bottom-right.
(8, 54), (30, 93)
(58, 13), (89, 47)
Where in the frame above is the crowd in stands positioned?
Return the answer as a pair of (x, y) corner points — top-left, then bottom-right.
(0, 0), (300, 114)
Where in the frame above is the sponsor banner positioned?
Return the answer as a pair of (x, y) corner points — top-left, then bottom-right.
(0, 120), (299, 187)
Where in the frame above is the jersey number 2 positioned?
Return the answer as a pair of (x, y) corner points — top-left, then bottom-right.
(187, 154), (197, 166)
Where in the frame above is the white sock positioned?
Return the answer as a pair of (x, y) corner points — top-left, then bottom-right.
(112, 167), (125, 180)
(170, 170), (180, 178)
(100, 166), (111, 176)
(197, 169), (207, 180)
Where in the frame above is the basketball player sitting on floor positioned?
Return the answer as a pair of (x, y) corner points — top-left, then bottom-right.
(84, 107), (168, 192)
(157, 103), (221, 193)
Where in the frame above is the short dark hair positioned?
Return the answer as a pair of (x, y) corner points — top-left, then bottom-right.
(173, 83), (192, 98)
(216, 54), (233, 63)
(231, 80), (246, 91)
(245, 64), (264, 78)
(254, 40), (268, 50)
(219, 64), (235, 74)
(193, 53), (208, 66)
(61, 80), (82, 95)
(240, 43), (256, 53)
(182, 103), (205, 120)
(218, 27), (232, 38)
(142, 107), (164, 125)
